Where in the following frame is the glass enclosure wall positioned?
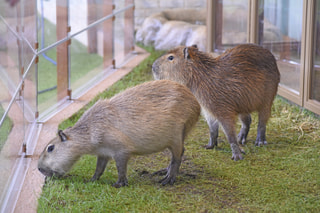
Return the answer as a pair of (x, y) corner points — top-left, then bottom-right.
(0, 1), (38, 211)
(0, 0), (135, 211)
(212, 0), (249, 52)
(208, 0), (320, 115)
(259, 0), (304, 97)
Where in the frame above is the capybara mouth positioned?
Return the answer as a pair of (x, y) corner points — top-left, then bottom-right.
(151, 64), (159, 77)
(38, 167), (63, 178)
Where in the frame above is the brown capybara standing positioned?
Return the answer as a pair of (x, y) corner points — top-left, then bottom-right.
(152, 44), (280, 161)
(38, 80), (200, 187)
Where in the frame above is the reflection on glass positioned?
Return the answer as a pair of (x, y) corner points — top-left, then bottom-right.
(259, 0), (303, 94)
(312, 3), (320, 102)
(70, 34), (103, 97)
(0, 102), (24, 208)
(214, 0), (248, 51)
(37, 46), (58, 115)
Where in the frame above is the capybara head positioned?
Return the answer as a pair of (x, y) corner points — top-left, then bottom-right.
(38, 130), (81, 177)
(152, 45), (202, 84)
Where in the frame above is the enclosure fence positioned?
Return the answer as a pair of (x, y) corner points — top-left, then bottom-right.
(0, 0), (134, 212)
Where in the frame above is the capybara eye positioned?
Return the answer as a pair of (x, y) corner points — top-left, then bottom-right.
(47, 144), (55, 153)
(168, 55), (174, 61)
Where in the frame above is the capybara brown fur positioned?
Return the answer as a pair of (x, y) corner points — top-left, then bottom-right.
(38, 80), (200, 187)
(152, 44), (280, 161)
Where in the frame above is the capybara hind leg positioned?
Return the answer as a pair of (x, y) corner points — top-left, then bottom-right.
(160, 156), (181, 185)
(113, 155), (129, 188)
(154, 146), (184, 177)
(220, 118), (244, 161)
(238, 114), (252, 145)
(160, 144), (184, 185)
(91, 156), (110, 181)
(255, 107), (271, 146)
(205, 117), (219, 149)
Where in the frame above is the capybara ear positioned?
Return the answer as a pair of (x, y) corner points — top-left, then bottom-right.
(58, 130), (68, 142)
(183, 47), (191, 60)
(192, 44), (198, 50)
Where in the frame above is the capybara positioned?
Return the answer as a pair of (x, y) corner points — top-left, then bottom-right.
(152, 44), (280, 161)
(38, 80), (200, 187)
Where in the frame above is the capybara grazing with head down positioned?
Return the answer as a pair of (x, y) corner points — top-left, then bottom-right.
(152, 44), (280, 161)
(38, 80), (200, 187)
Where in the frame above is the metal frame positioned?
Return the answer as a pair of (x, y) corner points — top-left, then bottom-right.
(0, 1), (136, 212)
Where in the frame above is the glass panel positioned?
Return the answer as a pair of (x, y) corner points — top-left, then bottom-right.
(259, 0), (303, 94)
(0, 101), (24, 207)
(37, 46), (58, 115)
(68, 0), (116, 98)
(312, 2), (320, 102)
(0, 20), (13, 120)
(22, 0), (37, 49)
(124, 0), (134, 56)
(214, 0), (248, 51)
(70, 0), (110, 48)
(24, 62), (37, 122)
(22, 0), (37, 121)
(0, 9), (20, 96)
(37, 0), (58, 117)
(69, 33), (103, 97)
(114, 0), (126, 67)
(38, 0), (57, 49)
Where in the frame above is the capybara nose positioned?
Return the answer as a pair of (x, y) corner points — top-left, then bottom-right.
(152, 61), (158, 71)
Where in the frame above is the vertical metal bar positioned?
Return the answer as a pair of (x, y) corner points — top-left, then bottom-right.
(35, 0), (39, 121)
(103, 0), (114, 68)
(215, 0), (223, 50)
(206, 0), (214, 52)
(303, 0), (314, 107)
(87, 0), (98, 53)
(124, 0), (134, 55)
(56, 0), (69, 101)
(248, 0), (260, 44)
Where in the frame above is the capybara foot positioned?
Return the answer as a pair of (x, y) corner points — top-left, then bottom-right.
(237, 133), (247, 145)
(255, 140), (267, 146)
(205, 143), (215, 149)
(90, 176), (98, 182)
(231, 153), (244, 161)
(113, 179), (128, 188)
(231, 143), (244, 161)
(159, 175), (176, 186)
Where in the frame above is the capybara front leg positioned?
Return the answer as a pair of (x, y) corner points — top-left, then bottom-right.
(91, 156), (110, 181)
(160, 145), (184, 185)
(160, 157), (181, 185)
(113, 155), (129, 188)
